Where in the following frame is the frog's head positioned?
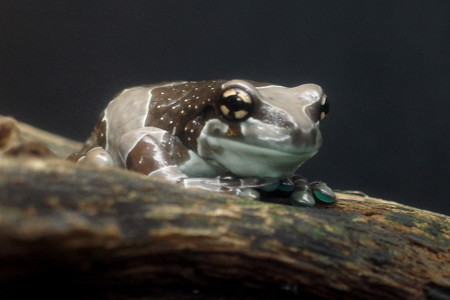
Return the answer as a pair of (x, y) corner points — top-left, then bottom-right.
(197, 80), (329, 178)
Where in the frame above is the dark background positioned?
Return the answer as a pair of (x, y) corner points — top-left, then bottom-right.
(1, 1), (449, 214)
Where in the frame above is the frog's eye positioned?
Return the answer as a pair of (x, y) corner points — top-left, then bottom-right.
(319, 95), (329, 120)
(219, 88), (253, 121)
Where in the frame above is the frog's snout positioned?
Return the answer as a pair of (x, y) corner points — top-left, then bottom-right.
(306, 94), (329, 123)
(294, 84), (329, 123)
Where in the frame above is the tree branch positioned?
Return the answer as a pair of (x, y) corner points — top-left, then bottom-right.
(0, 115), (449, 299)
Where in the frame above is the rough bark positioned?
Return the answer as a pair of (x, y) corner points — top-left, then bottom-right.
(0, 115), (449, 299)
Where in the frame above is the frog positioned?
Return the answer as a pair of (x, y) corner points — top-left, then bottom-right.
(68, 79), (336, 207)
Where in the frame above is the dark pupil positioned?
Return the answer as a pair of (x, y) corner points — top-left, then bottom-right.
(223, 95), (248, 111)
(320, 101), (329, 115)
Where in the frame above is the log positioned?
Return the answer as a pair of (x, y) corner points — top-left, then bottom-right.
(0, 115), (449, 299)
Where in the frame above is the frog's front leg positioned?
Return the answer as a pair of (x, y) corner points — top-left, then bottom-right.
(77, 147), (114, 167)
(289, 175), (336, 207)
(120, 127), (272, 198)
(118, 127), (187, 183)
(183, 176), (278, 200)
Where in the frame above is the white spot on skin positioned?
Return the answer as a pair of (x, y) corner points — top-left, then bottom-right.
(181, 110), (185, 114)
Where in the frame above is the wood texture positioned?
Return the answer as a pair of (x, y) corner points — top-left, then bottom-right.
(0, 116), (449, 299)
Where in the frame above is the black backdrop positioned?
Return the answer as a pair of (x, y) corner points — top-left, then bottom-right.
(1, 1), (449, 214)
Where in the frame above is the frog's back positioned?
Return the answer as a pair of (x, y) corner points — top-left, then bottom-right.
(69, 80), (226, 165)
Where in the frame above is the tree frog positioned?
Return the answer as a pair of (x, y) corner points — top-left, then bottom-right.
(69, 80), (335, 206)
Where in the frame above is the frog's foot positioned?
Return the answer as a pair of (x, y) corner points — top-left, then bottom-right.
(236, 188), (261, 200)
(183, 176), (274, 200)
(76, 146), (114, 167)
(290, 176), (336, 207)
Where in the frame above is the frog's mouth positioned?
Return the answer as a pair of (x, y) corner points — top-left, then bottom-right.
(196, 118), (322, 178)
(198, 135), (319, 178)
